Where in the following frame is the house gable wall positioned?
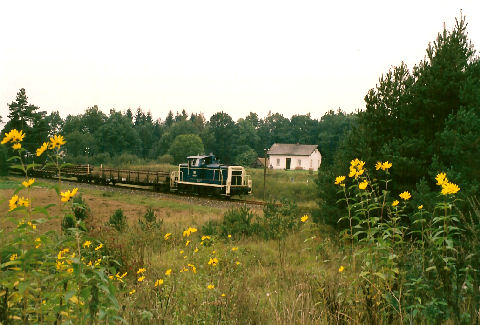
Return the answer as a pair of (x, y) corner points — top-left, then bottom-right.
(269, 149), (322, 171)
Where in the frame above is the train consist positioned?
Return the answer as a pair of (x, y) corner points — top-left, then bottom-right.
(29, 154), (252, 197)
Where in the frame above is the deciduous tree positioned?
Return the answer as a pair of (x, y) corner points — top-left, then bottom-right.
(168, 134), (204, 164)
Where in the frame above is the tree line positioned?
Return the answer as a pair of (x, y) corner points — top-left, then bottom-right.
(317, 14), (480, 224)
(0, 89), (355, 169)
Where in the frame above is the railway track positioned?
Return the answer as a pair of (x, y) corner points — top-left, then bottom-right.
(23, 173), (268, 207)
(11, 163), (268, 207)
(113, 182), (268, 206)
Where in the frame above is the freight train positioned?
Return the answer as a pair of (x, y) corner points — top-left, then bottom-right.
(28, 154), (252, 197)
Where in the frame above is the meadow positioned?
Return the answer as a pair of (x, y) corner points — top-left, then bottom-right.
(0, 173), (340, 324)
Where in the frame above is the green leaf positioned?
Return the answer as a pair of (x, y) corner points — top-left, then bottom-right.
(353, 231), (365, 237)
(18, 282), (30, 294)
(426, 266), (436, 272)
(1, 260), (22, 268)
(32, 207), (52, 217)
(26, 163), (37, 171)
(359, 271), (370, 277)
(9, 164), (25, 171)
(374, 272), (386, 280)
(7, 156), (20, 162)
(7, 205), (27, 213)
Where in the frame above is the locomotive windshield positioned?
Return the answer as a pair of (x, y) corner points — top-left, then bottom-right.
(188, 158), (203, 167)
(187, 155), (216, 167)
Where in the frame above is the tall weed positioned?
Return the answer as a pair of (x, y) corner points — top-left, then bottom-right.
(0, 130), (123, 323)
(332, 159), (479, 323)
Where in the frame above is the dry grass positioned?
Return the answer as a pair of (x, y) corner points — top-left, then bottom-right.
(0, 176), (264, 232)
(108, 216), (343, 324)
(0, 176), (347, 324)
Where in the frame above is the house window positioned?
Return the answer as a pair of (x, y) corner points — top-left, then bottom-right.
(276, 158), (280, 166)
(310, 159), (313, 168)
(298, 159), (302, 166)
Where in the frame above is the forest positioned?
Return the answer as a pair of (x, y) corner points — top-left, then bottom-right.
(0, 90), (354, 169)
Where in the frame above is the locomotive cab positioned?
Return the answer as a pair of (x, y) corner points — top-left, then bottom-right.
(170, 154), (252, 196)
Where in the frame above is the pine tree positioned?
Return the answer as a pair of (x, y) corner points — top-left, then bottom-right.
(2, 88), (49, 153)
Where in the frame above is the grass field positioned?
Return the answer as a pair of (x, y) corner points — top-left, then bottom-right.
(247, 167), (318, 206)
(0, 176), (342, 324)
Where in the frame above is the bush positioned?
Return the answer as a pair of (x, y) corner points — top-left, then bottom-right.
(91, 152), (111, 165)
(109, 208), (127, 232)
(330, 158), (480, 323)
(110, 153), (142, 167)
(202, 219), (220, 237)
(157, 154), (174, 164)
(138, 207), (163, 231)
(143, 207), (156, 223)
(65, 154), (89, 164)
(0, 145), (8, 176)
(234, 148), (258, 167)
(221, 207), (258, 238)
(259, 200), (298, 240)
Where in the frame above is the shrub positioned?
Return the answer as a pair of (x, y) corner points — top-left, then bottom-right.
(109, 208), (127, 232)
(90, 152), (111, 165)
(65, 154), (89, 164)
(138, 207), (163, 231)
(143, 207), (156, 223)
(157, 154), (174, 164)
(259, 200), (298, 240)
(0, 144), (8, 175)
(110, 153), (142, 167)
(202, 219), (220, 237)
(221, 206), (258, 238)
(234, 148), (258, 167)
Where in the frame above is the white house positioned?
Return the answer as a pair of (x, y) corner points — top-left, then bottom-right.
(267, 143), (322, 171)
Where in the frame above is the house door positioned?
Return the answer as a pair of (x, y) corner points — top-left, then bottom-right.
(286, 158), (291, 170)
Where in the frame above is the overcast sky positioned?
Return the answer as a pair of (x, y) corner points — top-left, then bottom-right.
(1, 0), (479, 124)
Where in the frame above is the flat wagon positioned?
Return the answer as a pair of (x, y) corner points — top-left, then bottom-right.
(28, 153), (252, 197)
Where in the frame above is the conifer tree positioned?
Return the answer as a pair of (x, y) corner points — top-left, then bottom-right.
(2, 88), (49, 153)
